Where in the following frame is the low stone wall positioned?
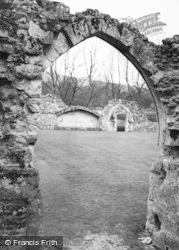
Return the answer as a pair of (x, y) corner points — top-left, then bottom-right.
(133, 121), (158, 132)
(39, 113), (57, 130)
(40, 94), (67, 113)
(54, 126), (100, 131)
(55, 106), (100, 130)
(120, 99), (148, 124)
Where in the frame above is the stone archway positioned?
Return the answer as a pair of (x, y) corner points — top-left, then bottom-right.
(41, 8), (165, 145)
(101, 99), (149, 132)
(100, 100), (134, 132)
(0, 1), (179, 249)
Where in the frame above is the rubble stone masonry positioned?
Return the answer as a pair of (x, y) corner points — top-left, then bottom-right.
(0, 0), (179, 249)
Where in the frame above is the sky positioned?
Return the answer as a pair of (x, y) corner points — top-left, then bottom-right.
(49, 0), (179, 84)
(55, 37), (143, 85)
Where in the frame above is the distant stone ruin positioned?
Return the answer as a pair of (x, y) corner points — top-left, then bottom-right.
(39, 97), (155, 132)
(55, 106), (100, 130)
(0, 0), (179, 249)
(100, 99), (148, 132)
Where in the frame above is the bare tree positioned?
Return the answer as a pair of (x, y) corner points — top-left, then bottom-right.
(42, 43), (150, 108)
(43, 47), (103, 107)
(123, 58), (146, 102)
(81, 47), (102, 107)
(43, 53), (86, 106)
(104, 54), (127, 101)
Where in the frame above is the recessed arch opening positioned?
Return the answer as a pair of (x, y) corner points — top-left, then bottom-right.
(116, 113), (126, 132)
(1, 2), (178, 249)
(55, 107), (100, 131)
(93, 32), (164, 143)
(38, 30), (163, 248)
(42, 32), (164, 143)
(106, 103), (134, 132)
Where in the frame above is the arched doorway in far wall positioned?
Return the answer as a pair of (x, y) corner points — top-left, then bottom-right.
(116, 113), (128, 131)
(102, 103), (134, 132)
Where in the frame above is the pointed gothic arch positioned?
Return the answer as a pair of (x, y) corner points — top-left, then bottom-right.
(42, 20), (164, 145)
(0, 1), (179, 249)
(101, 101), (134, 132)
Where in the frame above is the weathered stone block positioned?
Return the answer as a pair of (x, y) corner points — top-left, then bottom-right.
(28, 21), (47, 39)
(147, 159), (179, 250)
(42, 31), (54, 45)
(165, 129), (179, 146)
(27, 55), (43, 66)
(0, 168), (42, 236)
(26, 99), (40, 113)
(52, 32), (70, 54)
(120, 27), (136, 47)
(15, 64), (42, 79)
(0, 85), (17, 101)
(23, 38), (42, 56)
(63, 19), (90, 45)
(0, 29), (8, 38)
(43, 32), (70, 69)
(12, 79), (42, 97)
(0, 44), (14, 54)
(103, 25), (120, 40)
(0, 64), (9, 79)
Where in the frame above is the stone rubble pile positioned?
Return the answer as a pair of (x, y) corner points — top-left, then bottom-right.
(154, 36), (179, 71)
(105, 99), (148, 123)
(40, 94), (67, 114)
(120, 99), (148, 124)
(133, 121), (158, 132)
(39, 94), (67, 129)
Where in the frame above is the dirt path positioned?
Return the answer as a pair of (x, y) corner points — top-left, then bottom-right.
(34, 131), (159, 249)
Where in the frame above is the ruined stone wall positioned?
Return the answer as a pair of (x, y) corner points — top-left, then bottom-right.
(39, 97), (156, 132)
(101, 99), (148, 131)
(146, 36), (179, 250)
(0, 0), (179, 249)
(133, 121), (158, 132)
(0, 0), (45, 237)
(39, 94), (66, 129)
(55, 106), (100, 130)
(39, 98), (100, 130)
(55, 110), (100, 130)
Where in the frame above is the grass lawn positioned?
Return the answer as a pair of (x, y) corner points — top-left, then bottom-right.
(34, 130), (159, 250)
